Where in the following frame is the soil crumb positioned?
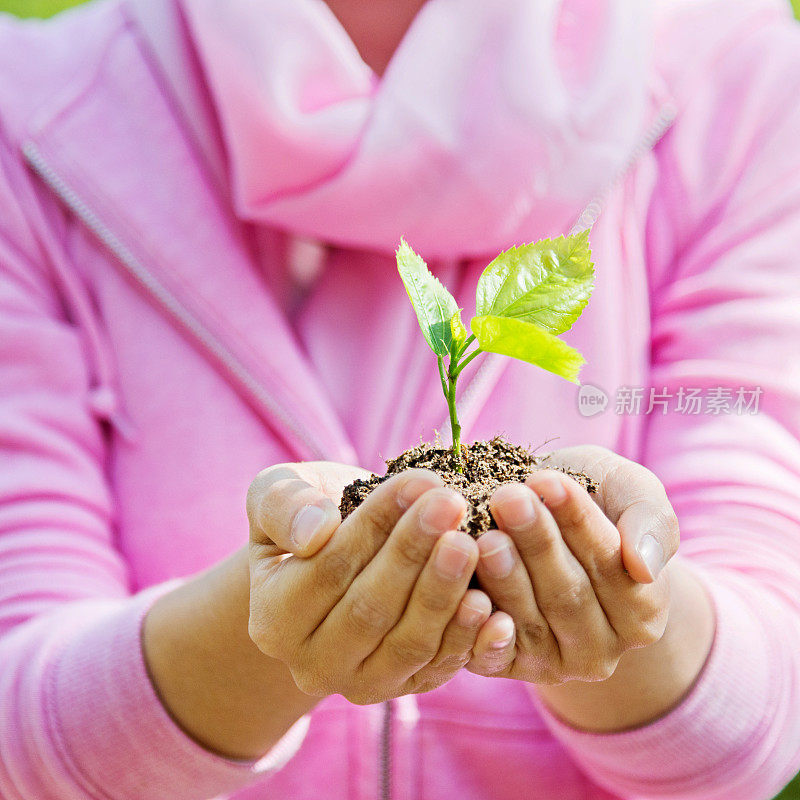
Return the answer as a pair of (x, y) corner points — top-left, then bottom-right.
(340, 436), (597, 539)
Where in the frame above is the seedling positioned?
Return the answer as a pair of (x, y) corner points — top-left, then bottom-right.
(396, 232), (594, 471)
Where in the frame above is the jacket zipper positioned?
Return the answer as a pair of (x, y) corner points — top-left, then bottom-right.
(21, 141), (326, 461)
(569, 101), (678, 235)
(380, 699), (394, 800)
(448, 100), (678, 436)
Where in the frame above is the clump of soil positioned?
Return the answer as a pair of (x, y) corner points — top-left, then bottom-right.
(340, 436), (597, 539)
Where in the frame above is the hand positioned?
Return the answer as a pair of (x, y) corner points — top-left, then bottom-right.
(247, 462), (494, 704)
(466, 445), (678, 684)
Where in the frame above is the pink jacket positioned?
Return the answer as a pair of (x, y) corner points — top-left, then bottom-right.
(1, 1), (800, 798)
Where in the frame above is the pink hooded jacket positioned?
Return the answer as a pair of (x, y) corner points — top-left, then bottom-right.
(1, 0), (800, 798)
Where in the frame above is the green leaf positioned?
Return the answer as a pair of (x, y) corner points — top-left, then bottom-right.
(449, 310), (467, 355)
(476, 230), (594, 335)
(396, 238), (459, 356)
(471, 315), (586, 384)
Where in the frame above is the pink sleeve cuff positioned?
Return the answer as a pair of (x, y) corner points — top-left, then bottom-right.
(48, 581), (310, 800)
(528, 563), (792, 798)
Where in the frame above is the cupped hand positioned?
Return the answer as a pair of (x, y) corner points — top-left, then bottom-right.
(246, 462), (496, 705)
(466, 445), (678, 684)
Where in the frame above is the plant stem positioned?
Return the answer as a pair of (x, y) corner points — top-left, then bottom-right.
(445, 364), (462, 471)
(437, 356), (448, 398)
(439, 340), (486, 472)
(454, 333), (476, 361)
(452, 346), (483, 379)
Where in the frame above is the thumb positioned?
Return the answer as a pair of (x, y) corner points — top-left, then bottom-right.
(616, 498), (679, 584)
(247, 462), (369, 557)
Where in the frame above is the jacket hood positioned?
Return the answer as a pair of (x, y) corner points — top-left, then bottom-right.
(170, 0), (654, 258)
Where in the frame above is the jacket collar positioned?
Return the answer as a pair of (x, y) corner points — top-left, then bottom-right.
(21, 11), (357, 464)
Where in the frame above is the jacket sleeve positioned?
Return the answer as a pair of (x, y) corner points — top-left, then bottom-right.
(528, 8), (800, 800)
(0, 134), (308, 799)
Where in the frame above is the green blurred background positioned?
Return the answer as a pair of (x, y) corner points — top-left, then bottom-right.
(0, 0), (77, 14)
(0, 0), (799, 798)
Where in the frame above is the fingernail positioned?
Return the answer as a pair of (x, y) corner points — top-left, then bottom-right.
(637, 533), (665, 579)
(490, 617), (515, 648)
(419, 492), (466, 535)
(291, 505), (327, 549)
(534, 474), (567, 507)
(480, 542), (515, 579)
(493, 485), (536, 530)
(435, 537), (472, 580)
(457, 602), (485, 627)
(397, 474), (441, 510)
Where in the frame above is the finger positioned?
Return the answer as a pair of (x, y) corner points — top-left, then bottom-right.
(489, 482), (613, 662)
(337, 468), (446, 562)
(248, 459), (369, 558)
(250, 470), (444, 656)
(466, 611), (516, 677)
(313, 488), (468, 666)
(405, 589), (492, 693)
(541, 447), (679, 583)
(299, 461), (374, 505)
(475, 529), (560, 673)
(617, 498), (679, 584)
(524, 471), (656, 642)
(247, 465), (342, 556)
(474, 530), (538, 622)
(362, 529), (478, 683)
(523, 471), (626, 593)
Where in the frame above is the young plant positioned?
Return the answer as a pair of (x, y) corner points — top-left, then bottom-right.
(396, 231), (595, 471)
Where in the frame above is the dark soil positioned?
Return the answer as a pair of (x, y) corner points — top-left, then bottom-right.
(340, 436), (597, 539)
